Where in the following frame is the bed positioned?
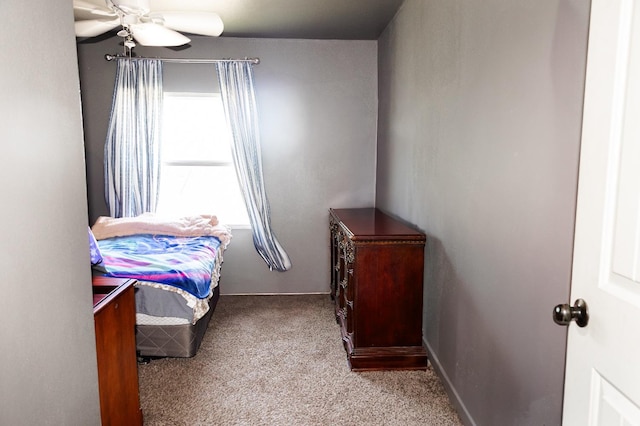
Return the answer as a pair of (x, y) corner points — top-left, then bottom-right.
(90, 213), (232, 358)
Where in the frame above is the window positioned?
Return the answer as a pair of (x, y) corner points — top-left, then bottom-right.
(156, 92), (250, 227)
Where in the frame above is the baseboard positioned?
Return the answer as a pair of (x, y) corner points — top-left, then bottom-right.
(424, 337), (475, 426)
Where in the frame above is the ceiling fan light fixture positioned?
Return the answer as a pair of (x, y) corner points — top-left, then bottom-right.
(121, 14), (139, 26)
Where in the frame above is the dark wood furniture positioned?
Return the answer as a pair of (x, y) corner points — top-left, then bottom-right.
(329, 208), (427, 371)
(93, 276), (143, 426)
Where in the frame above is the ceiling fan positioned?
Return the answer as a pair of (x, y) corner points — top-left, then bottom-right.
(73, 0), (224, 48)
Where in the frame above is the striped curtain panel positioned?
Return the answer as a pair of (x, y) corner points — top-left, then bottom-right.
(216, 61), (292, 272)
(104, 58), (163, 218)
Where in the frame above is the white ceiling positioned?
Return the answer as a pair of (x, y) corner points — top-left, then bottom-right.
(75, 0), (405, 41)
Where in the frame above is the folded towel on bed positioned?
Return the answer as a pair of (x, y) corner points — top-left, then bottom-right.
(92, 213), (232, 247)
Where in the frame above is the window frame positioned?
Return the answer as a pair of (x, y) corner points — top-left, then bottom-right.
(157, 91), (250, 228)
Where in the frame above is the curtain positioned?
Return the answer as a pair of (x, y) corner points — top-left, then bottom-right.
(104, 59), (163, 218)
(216, 61), (292, 272)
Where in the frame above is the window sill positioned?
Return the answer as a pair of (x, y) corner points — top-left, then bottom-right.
(228, 224), (252, 230)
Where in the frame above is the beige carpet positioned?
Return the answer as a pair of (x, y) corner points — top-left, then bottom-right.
(138, 294), (462, 425)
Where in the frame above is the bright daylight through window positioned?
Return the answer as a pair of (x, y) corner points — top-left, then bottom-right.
(156, 92), (250, 227)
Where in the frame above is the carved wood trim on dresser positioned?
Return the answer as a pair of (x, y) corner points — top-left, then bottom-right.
(329, 208), (427, 371)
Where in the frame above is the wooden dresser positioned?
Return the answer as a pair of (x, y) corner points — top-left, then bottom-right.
(329, 208), (427, 371)
(93, 276), (143, 426)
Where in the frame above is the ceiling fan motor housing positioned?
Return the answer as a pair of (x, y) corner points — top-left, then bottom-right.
(108, 0), (150, 16)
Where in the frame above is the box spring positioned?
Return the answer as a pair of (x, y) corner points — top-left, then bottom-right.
(135, 285), (220, 358)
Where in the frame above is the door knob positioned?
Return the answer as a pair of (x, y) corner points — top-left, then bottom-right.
(553, 298), (589, 327)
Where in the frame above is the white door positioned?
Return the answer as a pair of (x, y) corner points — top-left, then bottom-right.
(561, 0), (640, 424)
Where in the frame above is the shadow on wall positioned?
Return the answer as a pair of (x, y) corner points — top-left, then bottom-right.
(422, 235), (560, 426)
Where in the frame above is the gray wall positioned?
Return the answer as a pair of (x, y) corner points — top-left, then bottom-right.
(77, 37), (378, 294)
(376, 1), (589, 425)
(0, 1), (100, 425)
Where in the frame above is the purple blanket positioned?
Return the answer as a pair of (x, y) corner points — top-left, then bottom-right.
(98, 234), (221, 299)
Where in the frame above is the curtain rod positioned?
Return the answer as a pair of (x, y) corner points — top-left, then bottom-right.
(104, 54), (260, 64)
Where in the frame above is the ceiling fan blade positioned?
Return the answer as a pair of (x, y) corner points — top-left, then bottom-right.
(73, 0), (116, 20)
(75, 19), (120, 37)
(130, 23), (191, 46)
(154, 11), (224, 37)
